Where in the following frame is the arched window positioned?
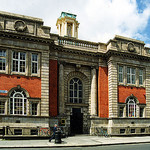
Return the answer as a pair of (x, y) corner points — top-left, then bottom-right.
(127, 98), (136, 117)
(69, 78), (82, 103)
(9, 89), (27, 115)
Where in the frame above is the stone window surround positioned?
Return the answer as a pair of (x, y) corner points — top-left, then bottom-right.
(29, 99), (40, 116)
(118, 64), (145, 87)
(118, 97), (146, 118)
(0, 49), (41, 77)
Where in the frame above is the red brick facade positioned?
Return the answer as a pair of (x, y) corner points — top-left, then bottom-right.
(98, 67), (109, 118)
(0, 74), (41, 98)
(49, 59), (58, 117)
(118, 86), (146, 104)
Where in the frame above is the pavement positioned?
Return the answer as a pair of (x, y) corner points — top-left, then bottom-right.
(0, 135), (150, 148)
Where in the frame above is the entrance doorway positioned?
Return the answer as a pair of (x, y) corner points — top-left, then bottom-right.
(70, 108), (83, 135)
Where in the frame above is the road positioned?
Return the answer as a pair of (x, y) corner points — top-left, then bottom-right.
(1, 143), (150, 150)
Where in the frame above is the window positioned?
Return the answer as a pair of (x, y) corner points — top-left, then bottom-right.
(31, 102), (38, 115)
(0, 101), (5, 114)
(0, 50), (6, 71)
(12, 51), (26, 72)
(118, 66), (123, 83)
(31, 54), (38, 74)
(127, 99), (136, 117)
(9, 89), (27, 115)
(127, 67), (135, 84)
(69, 78), (82, 103)
(119, 106), (124, 117)
(140, 107), (144, 117)
(14, 129), (22, 135)
(139, 69), (143, 85)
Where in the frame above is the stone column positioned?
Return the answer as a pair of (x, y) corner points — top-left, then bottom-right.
(91, 68), (97, 116)
(59, 63), (65, 115)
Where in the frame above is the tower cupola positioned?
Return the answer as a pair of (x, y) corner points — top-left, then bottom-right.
(56, 12), (79, 38)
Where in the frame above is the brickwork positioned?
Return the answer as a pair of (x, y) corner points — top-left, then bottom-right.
(98, 67), (108, 118)
(0, 74), (41, 98)
(49, 59), (58, 117)
(118, 86), (146, 104)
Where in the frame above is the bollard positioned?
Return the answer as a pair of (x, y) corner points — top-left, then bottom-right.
(55, 130), (61, 143)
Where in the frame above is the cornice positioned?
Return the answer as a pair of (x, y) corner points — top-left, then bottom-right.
(0, 30), (53, 44)
(105, 50), (150, 62)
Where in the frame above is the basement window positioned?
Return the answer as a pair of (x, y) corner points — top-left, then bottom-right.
(130, 129), (135, 133)
(141, 128), (145, 133)
(30, 129), (38, 135)
(14, 129), (22, 135)
(120, 129), (125, 134)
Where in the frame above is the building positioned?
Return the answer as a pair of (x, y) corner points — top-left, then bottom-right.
(0, 11), (150, 137)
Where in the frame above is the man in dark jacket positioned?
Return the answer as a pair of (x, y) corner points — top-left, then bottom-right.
(49, 124), (57, 142)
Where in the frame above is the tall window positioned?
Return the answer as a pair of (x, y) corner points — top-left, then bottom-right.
(12, 51), (26, 72)
(31, 102), (38, 115)
(31, 54), (38, 74)
(69, 78), (82, 103)
(0, 101), (5, 114)
(127, 99), (136, 117)
(0, 50), (6, 71)
(119, 66), (123, 83)
(9, 89), (27, 115)
(139, 69), (143, 85)
(127, 67), (135, 84)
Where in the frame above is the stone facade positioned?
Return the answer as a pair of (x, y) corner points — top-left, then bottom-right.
(1, 11), (150, 137)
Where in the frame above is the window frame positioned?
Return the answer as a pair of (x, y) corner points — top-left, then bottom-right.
(127, 67), (136, 84)
(69, 78), (83, 104)
(31, 53), (38, 74)
(139, 69), (143, 85)
(12, 51), (26, 73)
(30, 102), (38, 116)
(0, 50), (6, 71)
(118, 65), (123, 83)
(9, 90), (27, 115)
(0, 100), (5, 115)
(127, 98), (136, 118)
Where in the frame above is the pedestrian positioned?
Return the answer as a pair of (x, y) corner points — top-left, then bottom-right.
(49, 124), (57, 142)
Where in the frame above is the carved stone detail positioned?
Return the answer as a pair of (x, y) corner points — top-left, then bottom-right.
(127, 42), (135, 52)
(14, 20), (27, 32)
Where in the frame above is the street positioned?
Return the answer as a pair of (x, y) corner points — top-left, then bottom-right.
(1, 143), (150, 150)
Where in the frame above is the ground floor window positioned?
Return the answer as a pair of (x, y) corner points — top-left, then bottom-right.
(0, 101), (5, 114)
(30, 102), (38, 115)
(127, 98), (136, 117)
(9, 89), (27, 115)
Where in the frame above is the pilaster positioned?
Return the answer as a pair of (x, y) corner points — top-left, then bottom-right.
(59, 62), (65, 115)
(145, 67), (150, 117)
(108, 58), (118, 118)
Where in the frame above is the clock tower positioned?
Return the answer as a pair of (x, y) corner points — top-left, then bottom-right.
(56, 12), (79, 38)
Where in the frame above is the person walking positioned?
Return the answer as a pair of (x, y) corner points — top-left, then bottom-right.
(49, 124), (57, 142)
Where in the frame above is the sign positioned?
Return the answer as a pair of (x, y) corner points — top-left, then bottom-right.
(0, 90), (8, 93)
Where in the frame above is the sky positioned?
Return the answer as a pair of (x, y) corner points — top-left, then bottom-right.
(0, 0), (150, 46)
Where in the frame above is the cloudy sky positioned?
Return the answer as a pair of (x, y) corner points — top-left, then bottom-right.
(0, 0), (150, 46)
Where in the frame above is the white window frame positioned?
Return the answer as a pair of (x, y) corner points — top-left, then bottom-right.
(12, 51), (26, 73)
(69, 78), (83, 103)
(139, 69), (143, 85)
(127, 99), (136, 117)
(31, 53), (38, 74)
(127, 67), (135, 84)
(118, 66), (123, 83)
(0, 50), (6, 71)
(9, 90), (27, 115)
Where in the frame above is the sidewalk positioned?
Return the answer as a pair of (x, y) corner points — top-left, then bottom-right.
(0, 135), (150, 148)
